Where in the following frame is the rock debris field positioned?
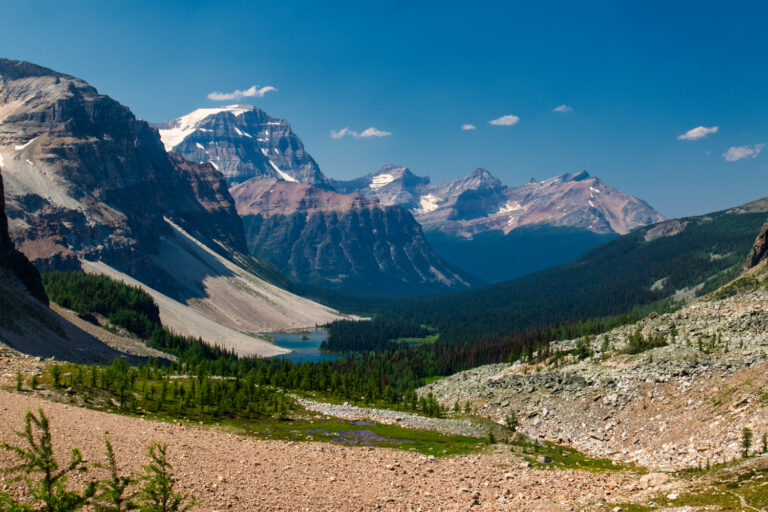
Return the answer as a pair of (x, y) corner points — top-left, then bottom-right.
(0, 390), (636, 511)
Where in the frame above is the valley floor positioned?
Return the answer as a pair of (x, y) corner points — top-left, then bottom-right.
(0, 389), (635, 511)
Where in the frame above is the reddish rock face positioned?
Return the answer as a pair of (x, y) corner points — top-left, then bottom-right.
(746, 219), (768, 269)
(0, 58), (246, 272)
(230, 178), (480, 295)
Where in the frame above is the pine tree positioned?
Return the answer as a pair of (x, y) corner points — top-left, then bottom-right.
(137, 443), (196, 512)
(1, 408), (96, 511)
(742, 427), (753, 458)
(505, 411), (517, 433)
(93, 435), (137, 511)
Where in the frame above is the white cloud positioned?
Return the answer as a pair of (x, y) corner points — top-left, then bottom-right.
(207, 85), (277, 101)
(359, 127), (391, 138)
(488, 114), (520, 126)
(722, 143), (764, 162)
(553, 104), (573, 113)
(677, 125), (718, 141)
(461, 123), (477, 131)
(331, 126), (391, 139)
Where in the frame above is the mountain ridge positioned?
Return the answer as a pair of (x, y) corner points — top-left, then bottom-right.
(230, 178), (481, 295)
(335, 165), (666, 237)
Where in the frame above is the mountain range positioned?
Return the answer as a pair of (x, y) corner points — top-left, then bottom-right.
(0, 58), (343, 355)
(159, 105), (666, 288)
(230, 178), (479, 294)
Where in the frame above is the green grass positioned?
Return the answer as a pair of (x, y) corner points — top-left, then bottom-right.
(244, 418), (485, 457)
(394, 334), (440, 345)
(512, 437), (644, 473)
(422, 375), (445, 385)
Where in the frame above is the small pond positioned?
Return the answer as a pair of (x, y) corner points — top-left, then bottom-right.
(264, 328), (341, 363)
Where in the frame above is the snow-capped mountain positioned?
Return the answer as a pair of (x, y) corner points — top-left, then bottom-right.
(153, 105), (331, 187)
(332, 165), (432, 210)
(335, 167), (665, 237)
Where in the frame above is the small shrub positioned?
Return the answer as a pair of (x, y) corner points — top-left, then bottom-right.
(137, 443), (197, 512)
(1, 408), (95, 511)
(742, 427), (753, 458)
(93, 435), (137, 511)
(505, 411), (517, 433)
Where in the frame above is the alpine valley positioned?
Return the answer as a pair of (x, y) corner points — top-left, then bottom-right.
(2, 5), (768, 512)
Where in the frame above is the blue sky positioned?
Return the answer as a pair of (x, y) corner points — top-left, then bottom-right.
(1, 0), (766, 218)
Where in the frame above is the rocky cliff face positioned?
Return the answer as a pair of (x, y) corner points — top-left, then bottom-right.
(335, 167), (665, 237)
(0, 58), (246, 272)
(0, 58), (343, 351)
(0, 167), (47, 303)
(746, 219), (768, 269)
(230, 178), (479, 294)
(154, 106), (330, 187)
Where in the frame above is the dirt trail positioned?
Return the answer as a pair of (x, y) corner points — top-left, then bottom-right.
(0, 390), (635, 511)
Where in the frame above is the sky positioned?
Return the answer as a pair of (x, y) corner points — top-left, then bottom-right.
(1, 0), (766, 218)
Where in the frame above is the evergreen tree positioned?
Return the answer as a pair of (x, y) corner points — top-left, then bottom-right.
(0, 409), (96, 511)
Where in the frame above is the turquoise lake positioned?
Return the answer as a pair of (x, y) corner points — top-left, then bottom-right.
(265, 328), (342, 363)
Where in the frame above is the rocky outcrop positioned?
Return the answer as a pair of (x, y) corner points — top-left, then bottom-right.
(154, 106), (331, 187)
(746, 219), (768, 269)
(335, 167), (665, 237)
(0, 58), (246, 271)
(0, 167), (47, 303)
(421, 284), (768, 470)
(230, 178), (479, 294)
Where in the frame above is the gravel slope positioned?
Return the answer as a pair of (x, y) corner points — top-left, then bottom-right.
(0, 390), (635, 511)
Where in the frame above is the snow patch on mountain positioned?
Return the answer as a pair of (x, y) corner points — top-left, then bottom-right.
(268, 160), (297, 183)
(14, 137), (37, 151)
(418, 194), (440, 213)
(158, 105), (253, 151)
(370, 173), (396, 189)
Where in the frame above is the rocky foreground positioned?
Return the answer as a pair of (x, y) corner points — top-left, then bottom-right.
(0, 390), (639, 512)
(422, 271), (768, 471)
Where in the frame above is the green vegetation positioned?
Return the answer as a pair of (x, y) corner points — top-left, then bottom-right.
(0, 409), (196, 511)
(43, 272), (160, 338)
(394, 333), (439, 345)
(246, 419), (484, 457)
(324, 210), (766, 349)
(323, 317), (430, 352)
(623, 329), (667, 355)
(710, 275), (766, 300)
(137, 443), (197, 512)
(742, 427), (753, 458)
(45, 358), (295, 422)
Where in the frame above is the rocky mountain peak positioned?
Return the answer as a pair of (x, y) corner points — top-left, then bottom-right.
(0, 59), (247, 271)
(154, 105), (330, 187)
(0, 58), (72, 81)
(339, 165), (664, 237)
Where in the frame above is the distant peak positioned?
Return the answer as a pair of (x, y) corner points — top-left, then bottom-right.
(378, 164), (410, 174)
(469, 168), (493, 178)
(157, 105), (259, 151)
(566, 170), (590, 182)
(0, 58), (74, 81)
